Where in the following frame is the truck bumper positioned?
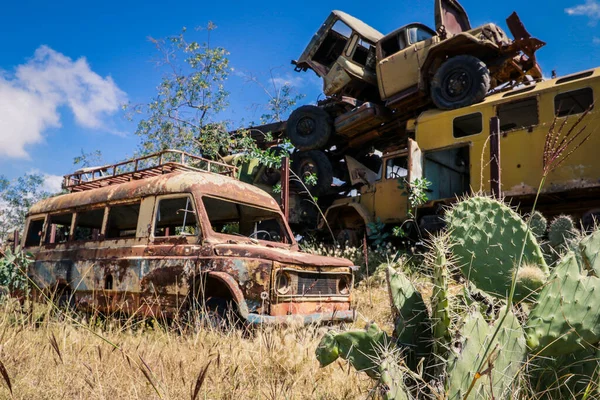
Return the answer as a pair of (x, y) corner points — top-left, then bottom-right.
(245, 309), (356, 325)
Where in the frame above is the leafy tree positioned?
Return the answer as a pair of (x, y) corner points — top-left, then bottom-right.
(128, 24), (246, 159)
(0, 174), (51, 241)
(128, 25), (304, 166)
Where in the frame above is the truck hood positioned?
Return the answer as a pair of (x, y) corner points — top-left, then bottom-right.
(435, 0), (471, 36)
(214, 243), (354, 267)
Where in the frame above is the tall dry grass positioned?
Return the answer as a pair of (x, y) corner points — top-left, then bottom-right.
(0, 285), (393, 400)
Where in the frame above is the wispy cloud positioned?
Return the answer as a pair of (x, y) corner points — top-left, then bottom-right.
(594, 37), (600, 44)
(0, 46), (127, 159)
(565, 0), (600, 24)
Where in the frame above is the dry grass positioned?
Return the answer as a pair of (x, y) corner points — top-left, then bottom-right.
(0, 285), (393, 400)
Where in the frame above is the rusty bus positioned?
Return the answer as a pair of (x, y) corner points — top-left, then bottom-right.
(22, 151), (355, 324)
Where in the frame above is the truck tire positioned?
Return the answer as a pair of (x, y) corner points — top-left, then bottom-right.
(292, 150), (333, 196)
(287, 105), (332, 151)
(430, 55), (490, 110)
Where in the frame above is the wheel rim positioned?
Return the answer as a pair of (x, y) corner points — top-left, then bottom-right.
(442, 69), (473, 101)
(296, 116), (316, 137)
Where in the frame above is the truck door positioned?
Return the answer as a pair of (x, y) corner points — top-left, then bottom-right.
(377, 26), (436, 100)
(373, 151), (409, 223)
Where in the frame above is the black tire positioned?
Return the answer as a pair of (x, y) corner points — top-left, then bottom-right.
(430, 55), (491, 110)
(287, 105), (332, 151)
(292, 150), (333, 196)
(258, 146), (289, 185)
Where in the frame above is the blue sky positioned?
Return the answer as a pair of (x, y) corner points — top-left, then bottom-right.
(1, 0), (599, 191)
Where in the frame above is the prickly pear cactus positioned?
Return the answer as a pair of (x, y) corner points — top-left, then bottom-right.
(315, 323), (392, 378)
(529, 211), (548, 239)
(379, 351), (409, 400)
(386, 266), (431, 366)
(316, 324), (410, 399)
(548, 215), (577, 250)
(428, 236), (451, 350)
(527, 230), (600, 356)
(446, 196), (548, 300)
(447, 307), (526, 399)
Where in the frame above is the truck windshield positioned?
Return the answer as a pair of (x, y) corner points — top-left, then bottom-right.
(202, 196), (290, 243)
(407, 27), (434, 44)
(313, 20), (352, 69)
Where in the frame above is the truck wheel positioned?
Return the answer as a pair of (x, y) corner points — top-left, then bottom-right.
(292, 150), (333, 196)
(287, 105), (332, 151)
(430, 55), (490, 110)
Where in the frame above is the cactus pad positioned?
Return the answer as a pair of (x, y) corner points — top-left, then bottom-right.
(527, 230), (600, 356)
(548, 215), (577, 249)
(446, 196), (548, 300)
(529, 211), (548, 239)
(386, 266), (431, 365)
(447, 307), (526, 399)
(315, 324), (393, 379)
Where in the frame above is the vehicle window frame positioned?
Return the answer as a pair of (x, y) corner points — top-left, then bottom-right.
(200, 195), (291, 244)
(453, 112), (483, 138)
(385, 155), (409, 180)
(44, 211), (75, 245)
(104, 200), (142, 241)
(496, 97), (539, 133)
(152, 193), (200, 239)
(378, 29), (409, 59)
(73, 206), (107, 242)
(24, 216), (46, 248)
(407, 26), (434, 45)
(554, 87), (594, 118)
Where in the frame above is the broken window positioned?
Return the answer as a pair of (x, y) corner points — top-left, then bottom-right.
(45, 213), (73, 244)
(407, 26), (434, 44)
(497, 97), (538, 132)
(386, 156), (408, 179)
(555, 88), (594, 117)
(453, 113), (482, 138)
(380, 31), (407, 58)
(352, 38), (376, 70)
(25, 218), (45, 247)
(74, 208), (105, 241)
(106, 202), (140, 239)
(313, 20), (351, 69)
(154, 196), (198, 237)
(202, 197), (290, 243)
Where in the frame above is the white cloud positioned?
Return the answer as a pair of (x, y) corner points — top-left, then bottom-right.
(272, 75), (305, 89)
(565, 0), (600, 22)
(594, 37), (600, 44)
(0, 46), (126, 159)
(41, 173), (63, 194)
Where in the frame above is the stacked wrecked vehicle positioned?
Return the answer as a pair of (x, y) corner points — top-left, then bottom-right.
(284, 0), (544, 195)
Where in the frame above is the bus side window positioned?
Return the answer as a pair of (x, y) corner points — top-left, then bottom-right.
(45, 213), (73, 244)
(25, 218), (45, 247)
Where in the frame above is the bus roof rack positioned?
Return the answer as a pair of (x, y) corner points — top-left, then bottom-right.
(62, 149), (238, 193)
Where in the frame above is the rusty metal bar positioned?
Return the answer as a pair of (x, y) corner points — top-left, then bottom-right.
(12, 230), (19, 253)
(281, 157), (290, 223)
(490, 116), (501, 198)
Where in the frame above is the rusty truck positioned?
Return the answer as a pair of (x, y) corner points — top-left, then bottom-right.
(244, 0), (544, 199)
(321, 67), (600, 243)
(22, 151), (355, 324)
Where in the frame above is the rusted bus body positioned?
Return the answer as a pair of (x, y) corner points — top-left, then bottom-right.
(23, 171), (355, 324)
